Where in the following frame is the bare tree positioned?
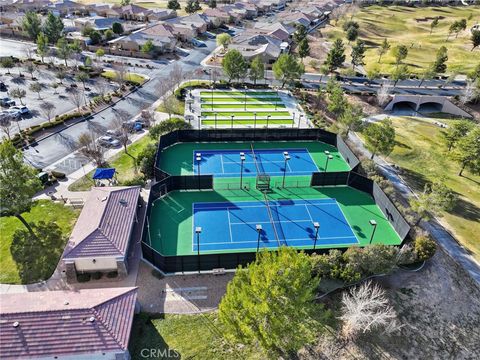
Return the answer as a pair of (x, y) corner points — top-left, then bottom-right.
(170, 63), (183, 90)
(140, 109), (154, 127)
(0, 113), (14, 140)
(112, 109), (137, 172)
(39, 101), (55, 123)
(94, 80), (109, 101)
(68, 88), (84, 111)
(78, 131), (106, 166)
(113, 62), (128, 87)
(211, 67), (222, 84)
(459, 80), (478, 105)
(23, 45), (35, 60)
(377, 81), (393, 107)
(340, 281), (401, 340)
(162, 96), (180, 119)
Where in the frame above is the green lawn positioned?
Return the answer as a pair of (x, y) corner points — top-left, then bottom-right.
(201, 97), (282, 103)
(129, 313), (265, 360)
(200, 91), (277, 96)
(0, 200), (80, 284)
(101, 71), (146, 85)
(324, 5), (480, 75)
(202, 119), (294, 126)
(68, 136), (156, 191)
(201, 111), (291, 117)
(381, 117), (480, 259)
(156, 95), (185, 115)
(201, 104), (285, 109)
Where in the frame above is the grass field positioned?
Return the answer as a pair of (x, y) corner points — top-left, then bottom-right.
(200, 91), (277, 96)
(101, 71), (146, 85)
(201, 111), (291, 117)
(202, 97), (282, 103)
(379, 117), (480, 259)
(324, 5), (480, 75)
(68, 136), (156, 191)
(201, 103), (286, 109)
(78, 0), (190, 15)
(0, 200), (79, 284)
(202, 119), (294, 125)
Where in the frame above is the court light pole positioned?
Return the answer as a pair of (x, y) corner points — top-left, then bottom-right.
(369, 220), (377, 245)
(244, 85), (248, 110)
(313, 222), (320, 250)
(292, 112), (296, 128)
(214, 113), (217, 130)
(324, 155), (333, 172)
(196, 153), (202, 190)
(256, 224), (263, 253)
(266, 114), (271, 129)
(282, 152), (291, 188)
(211, 85), (214, 110)
(254, 112), (257, 129)
(231, 115), (234, 130)
(240, 152), (246, 189)
(195, 226), (202, 272)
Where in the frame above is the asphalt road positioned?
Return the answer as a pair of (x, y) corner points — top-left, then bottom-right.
(23, 40), (217, 173)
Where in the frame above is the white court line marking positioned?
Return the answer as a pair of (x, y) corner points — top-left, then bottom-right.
(304, 204), (314, 222)
(220, 154), (225, 173)
(199, 236), (358, 246)
(194, 202), (337, 210)
(230, 219), (312, 225)
(226, 209), (233, 243)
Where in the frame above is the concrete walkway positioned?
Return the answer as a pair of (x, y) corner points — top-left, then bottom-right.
(348, 131), (480, 285)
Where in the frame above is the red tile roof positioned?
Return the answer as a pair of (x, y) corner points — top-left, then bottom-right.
(63, 186), (141, 259)
(0, 287), (137, 359)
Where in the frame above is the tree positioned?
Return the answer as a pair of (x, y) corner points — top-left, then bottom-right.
(141, 39), (155, 54)
(95, 48), (105, 68)
(392, 45), (408, 67)
(363, 118), (396, 159)
(298, 38), (310, 64)
(22, 11), (42, 41)
(414, 235), (436, 261)
(89, 30), (102, 45)
(471, 30), (480, 51)
(68, 88), (84, 110)
(208, 0), (217, 8)
(25, 61), (36, 79)
(167, 0), (181, 11)
(219, 247), (326, 358)
(78, 131), (106, 166)
(430, 17), (439, 34)
(418, 65), (436, 88)
(216, 33), (231, 51)
(105, 29), (114, 41)
(43, 12), (64, 44)
(0, 141), (42, 235)
(344, 245), (399, 276)
(340, 281), (400, 340)
(441, 120), (474, 151)
(222, 49), (248, 83)
(272, 53), (305, 88)
(346, 26), (358, 43)
(39, 101), (55, 123)
(326, 80), (347, 117)
(121, 0), (131, 5)
(36, 32), (49, 63)
(410, 179), (457, 223)
(366, 65), (381, 85)
(162, 96), (181, 119)
(455, 19), (467, 38)
(29, 82), (42, 99)
(149, 118), (192, 140)
(460, 80), (478, 105)
(249, 56), (264, 85)
(11, 221), (65, 283)
(391, 64), (409, 87)
(431, 46), (448, 74)
(324, 39), (346, 72)
(137, 143), (157, 178)
(293, 24), (307, 44)
(9, 88), (26, 105)
(0, 57), (14, 74)
(75, 71), (90, 90)
(112, 22), (124, 35)
(377, 81), (393, 106)
(339, 103), (363, 136)
(185, 0), (201, 14)
(56, 37), (71, 67)
(350, 40), (365, 70)
(452, 126), (480, 176)
(377, 38), (390, 63)
(56, 69), (66, 84)
(0, 113), (14, 140)
(468, 63), (480, 82)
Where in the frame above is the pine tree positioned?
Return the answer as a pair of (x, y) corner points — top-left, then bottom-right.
(324, 39), (346, 72)
(351, 40), (365, 70)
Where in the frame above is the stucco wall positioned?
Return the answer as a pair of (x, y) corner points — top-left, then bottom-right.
(75, 257), (118, 272)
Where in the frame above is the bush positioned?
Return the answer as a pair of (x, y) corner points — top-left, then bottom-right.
(122, 175), (145, 186)
(137, 143), (157, 179)
(91, 271), (103, 280)
(151, 268), (164, 279)
(414, 235), (436, 261)
(106, 271), (118, 278)
(50, 170), (66, 180)
(77, 273), (91, 282)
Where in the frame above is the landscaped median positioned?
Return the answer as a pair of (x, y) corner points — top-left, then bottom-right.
(101, 70), (147, 86)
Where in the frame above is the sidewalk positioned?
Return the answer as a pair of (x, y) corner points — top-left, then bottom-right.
(348, 131), (480, 285)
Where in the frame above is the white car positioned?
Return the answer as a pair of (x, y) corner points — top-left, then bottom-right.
(98, 136), (120, 148)
(11, 106), (29, 115)
(1, 109), (21, 119)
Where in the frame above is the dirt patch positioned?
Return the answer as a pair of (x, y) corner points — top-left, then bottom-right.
(302, 248), (480, 359)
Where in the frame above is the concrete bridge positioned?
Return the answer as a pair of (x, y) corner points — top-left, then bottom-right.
(385, 95), (472, 118)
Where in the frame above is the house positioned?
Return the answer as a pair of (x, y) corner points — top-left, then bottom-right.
(229, 41), (282, 65)
(203, 8), (230, 27)
(110, 23), (178, 53)
(49, 0), (84, 16)
(220, 4), (247, 21)
(0, 287), (138, 360)
(0, 11), (23, 32)
(170, 13), (211, 33)
(277, 11), (315, 28)
(234, 2), (258, 19)
(117, 4), (152, 22)
(62, 186), (141, 282)
(149, 9), (177, 22)
(73, 16), (123, 32)
(87, 3), (122, 18)
(11, 0), (50, 11)
(256, 21), (296, 42)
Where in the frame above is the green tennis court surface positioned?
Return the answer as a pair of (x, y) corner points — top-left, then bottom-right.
(200, 91), (277, 96)
(201, 111), (291, 117)
(147, 184), (402, 256)
(201, 104), (286, 109)
(158, 141), (351, 176)
(202, 119), (293, 126)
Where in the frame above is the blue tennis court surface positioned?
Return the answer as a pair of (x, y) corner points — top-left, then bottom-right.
(192, 198), (358, 252)
(193, 148), (319, 177)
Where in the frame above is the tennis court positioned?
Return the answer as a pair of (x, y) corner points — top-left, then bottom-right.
(192, 198), (357, 252)
(193, 148), (319, 177)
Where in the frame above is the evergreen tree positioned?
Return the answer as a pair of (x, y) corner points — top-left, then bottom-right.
(392, 45), (408, 67)
(324, 39), (346, 72)
(346, 26), (358, 43)
(298, 38), (310, 64)
(453, 126), (480, 176)
(272, 53), (305, 88)
(36, 32), (49, 63)
(249, 56), (264, 85)
(351, 40), (365, 70)
(363, 118), (396, 159)
(112, 22), (124, 35)
(43, 12), (64, 44)
(293, 24), (308, 44)
(377, 38), (390, 63)
(167, 0), (181, 10)
(222, 49), (248, 83)
(208, 0), (217, 8)
(432, 46), (448, 74)
(22, 11), (41, 41)
(471, 30), (480, 51)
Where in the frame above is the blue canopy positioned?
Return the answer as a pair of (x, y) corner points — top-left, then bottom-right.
(92, 168), (116, 180)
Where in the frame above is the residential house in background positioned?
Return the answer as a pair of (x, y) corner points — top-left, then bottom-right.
(203, 7), (230, 27)
(0, 287), (138, 360)
(62, 186), (141, 282)
(87, 3), (122, 18)
(110, 23), (178, 53)
(73, 16), (123, 32)
(49, 0), (84, 16)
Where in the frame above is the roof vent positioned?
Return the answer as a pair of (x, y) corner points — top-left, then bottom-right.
(119, 199), (128, 206)
(89, 317), (95, 323)
(101, 196), (108, 202)
(13, 321), (19, 328)
(64, 301), (69, 305)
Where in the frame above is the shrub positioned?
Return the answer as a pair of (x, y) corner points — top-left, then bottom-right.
(50, 170), (66, 179)
(77, 273), (91, 282)
(414, 235), (436, 261)
(137, 143), (157, 179)
(106, 271), (118, 278)
(122, 175), (145, 186)
(91, 271), (103, 280)
(151, 268), (164, 279)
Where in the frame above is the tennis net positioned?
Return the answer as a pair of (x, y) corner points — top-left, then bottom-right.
(262, 192), (282, 247)
(250, 143), (265, 174)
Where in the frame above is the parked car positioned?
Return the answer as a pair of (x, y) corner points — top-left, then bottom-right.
(98, 136), (120, 148)
(106, 129), (122, 138)
(2, 109), (21, 119)
(0, 82), (7, 91)
(0, 97), (15, 107)
(204, 32), (216, 39)
(191, 38), (207, 48)
(11, 106), (29, 115)
(123, 120), (143, 132)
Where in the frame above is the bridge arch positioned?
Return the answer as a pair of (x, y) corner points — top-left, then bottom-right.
(417, 101), (443, 113)
(391, 101), (418, 112)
